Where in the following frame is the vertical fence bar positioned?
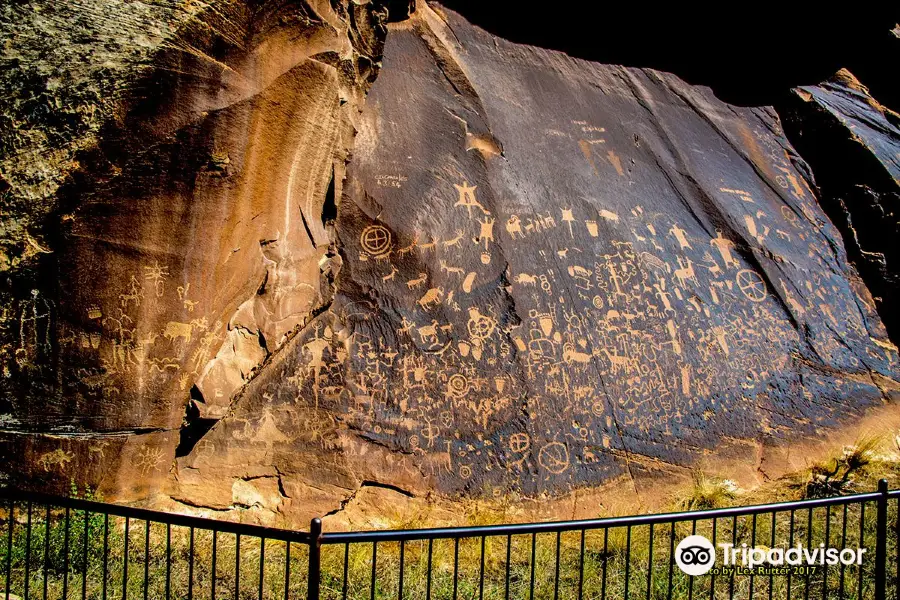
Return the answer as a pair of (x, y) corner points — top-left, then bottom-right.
(624, 525), (632, 600)
(63, 505), (71, 599)
(188, 528), (194, 600)
(212, 530), (218, 600)
(479, 536), (486, 600)
(646, 524), (654, 600)
(823, 504), (831, 599)
(504, 535), (512, 600)
(667, 522), (674, 600)
(83, 508), (90, 600)
(787, 510), (794, 600)
(103, 514), (109, 600)
(601, 528), (608, 600)
(370, 541), (378, 600)
(123, 517), (130, 600)
(44, 505), (50, 600)
(143, 520), (150, 600)
(804, 507), (813, 600)
(4, 498), (12, 600)
(727, 516), (735, 600)
(529, 532), (536, 600)
(578, 530), (585, 600)
(858, 503), (866, 600)
(839, 503), (848, 600)
(710, 518), (716, 600)
(876, 479), (888, 600)
(690, 519), (697, 600)
(427, 539), (434, 600)
(452, 538), (459, 600)
(341, 542), (348, 600)
(749, 513), (757, 599)
(25, 502), (33, 600)
(399, 539), (407, 600)
(553, 531), (561, 600)
(283, 541), (291, 600)
(309, 518), (322, 600)
(235, 533), (241, 600)
(165, 523), (171, 600)
(259, 538), (267, 600)
(342, 542), (348, 600)
(769, 511), (776, 600)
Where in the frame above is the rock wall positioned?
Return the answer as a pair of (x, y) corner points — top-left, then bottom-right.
(779, 69), (900, 341)
(1, 1), (898, 525)
(0, 0), (388, 500)
(171, 5), (898, 523)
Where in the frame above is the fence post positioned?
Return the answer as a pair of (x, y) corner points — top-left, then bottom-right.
(875, 479), (888, 600)
(308, 518), (323, 600)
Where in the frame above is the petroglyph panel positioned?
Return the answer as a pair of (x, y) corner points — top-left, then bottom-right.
(174, 4), (897, 506)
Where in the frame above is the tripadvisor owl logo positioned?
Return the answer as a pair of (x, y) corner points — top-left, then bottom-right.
(675, 535), (716, 576)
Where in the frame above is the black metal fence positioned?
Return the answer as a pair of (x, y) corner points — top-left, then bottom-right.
(2, 481), (899, 599)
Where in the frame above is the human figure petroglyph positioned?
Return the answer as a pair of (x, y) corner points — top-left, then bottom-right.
(119, 276), (144, 310)
(454, 181), (489, 217)
(669, 224), (691, 249)
(653, 279), (676, 315)
(143, 261), (169, 298)
(711, 230), (739, 269)
(477, 217), (495, 250)
(673, 257), (698, 287)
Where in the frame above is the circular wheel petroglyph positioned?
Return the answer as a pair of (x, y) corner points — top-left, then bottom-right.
(736, 269), (767, 302)
(538, 441), (570, 474)
(448, 373), (470, 398)
(360, 225), (392, 256)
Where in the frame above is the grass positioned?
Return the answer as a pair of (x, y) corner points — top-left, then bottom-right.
(2, 439), (900, 599)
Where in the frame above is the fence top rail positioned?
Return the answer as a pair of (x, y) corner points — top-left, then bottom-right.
(0, 487), (310, 544)
(320, 489), (887, 544)
(3, 485), (893, 545)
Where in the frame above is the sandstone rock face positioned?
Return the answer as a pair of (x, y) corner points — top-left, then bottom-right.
(779, 69), (900, 342)
(1, 2), (898, 526)
(0, 0), (388, 499)
(171, 5), (898, 523)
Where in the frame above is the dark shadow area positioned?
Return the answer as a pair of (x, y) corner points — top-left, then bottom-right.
(175, 386), (219, 458)
(435, 2), (899, 109)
